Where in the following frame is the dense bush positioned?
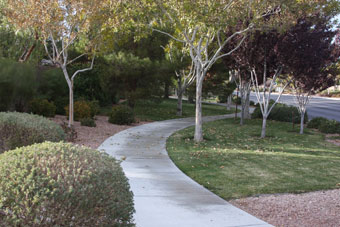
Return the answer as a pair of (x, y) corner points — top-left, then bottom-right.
(80, 118), (96, 127)
(0, 142), (135, 226)
(319, 119), (340, 134)
(307, 117), (329, 129)
(0, 112), (65, 153)
(88, 100), (100, 118)
(0, 59), (36, 112)
(101, 52), (163, 108)
(109, 105), (135, 125)
(29, 98), (56, 117)
(251, 103), (308, 124)
(65, 100), (92, 121)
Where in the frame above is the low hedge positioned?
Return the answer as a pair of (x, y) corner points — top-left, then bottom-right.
(0, 142), (135, 226)
(109, 105), (135, 125)
(251, 103), (308, 124)
(0, 112), (65, 153)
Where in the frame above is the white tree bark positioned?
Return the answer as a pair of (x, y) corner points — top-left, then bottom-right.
(236, 71), (251, 126)
(293, 85), (311, 134)
(251, 64), (290, 138)
(154, 25), (252, 142)
(244, 89), (251, 119)
(43, 35), (95, 127)
(226, 70), (237, 110)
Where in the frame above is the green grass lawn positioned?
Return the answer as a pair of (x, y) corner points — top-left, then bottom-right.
(167, 118), (340, 200)
(100, 98), (235, 121)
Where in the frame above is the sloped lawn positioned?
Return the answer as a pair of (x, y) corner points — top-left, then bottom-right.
(167, 118), (340, 200)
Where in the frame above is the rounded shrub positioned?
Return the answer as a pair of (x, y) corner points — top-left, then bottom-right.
(65, 100), (91, 121)
(80, 118), (96, 127)
(319, 119), (340, 134)
(0, 142), (135, 226)
(88, 100), (100, 118)
(0, 112), (65, 153)
(307, 117), (329, 129)
(29, 98), (56, 117)
(109, 105), (135, 125)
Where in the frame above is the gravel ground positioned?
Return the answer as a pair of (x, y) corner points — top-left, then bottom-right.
(230, 189), (340, 227)
(52, 115), (340, 226)
(52, 115), (145, 149)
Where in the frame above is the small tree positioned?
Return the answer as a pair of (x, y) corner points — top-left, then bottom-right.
(279, 15), (339, 134)
(163, 42), (195, 116)
(5, 0), (110, 126)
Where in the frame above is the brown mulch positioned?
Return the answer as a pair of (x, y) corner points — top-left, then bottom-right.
(51, 115), (146, 149)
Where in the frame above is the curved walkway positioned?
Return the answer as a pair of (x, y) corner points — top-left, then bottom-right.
(98, 114), (272, 227)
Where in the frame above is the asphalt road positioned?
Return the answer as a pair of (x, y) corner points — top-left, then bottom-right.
(249, 92), (340, 122)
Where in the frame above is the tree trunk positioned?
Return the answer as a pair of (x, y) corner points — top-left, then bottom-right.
(194, 80), (203, 142)
(300, 111), (305, 134)
(68, 80), (74, 127)
(177, 90), (183, 116)
(227, 95), (232, 111)
(244, 89), (251, 119)
(261, 116), (267, 138)
(164, 82), (170, 99)
(240, 95), (245, 126)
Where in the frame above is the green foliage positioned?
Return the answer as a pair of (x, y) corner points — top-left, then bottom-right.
(109, 105), (135, 125)
(0, 59), (36, 112)
(36, 68), (68, 97)
(319, 119), (340, 134)
(88, 100), (100, 118)
(0, 26), (45, 62)
(65, 100), (92, 121)
(0, 142), (135, 226)
(307, 117), (329, 129)
(101, 52), (163, 107)
(80, 118), (96, 127)
(70, 60), (111, 106)
(0, 112), (65, 153)
(252, 102), (308, 124)
(29, 98), (56, 117)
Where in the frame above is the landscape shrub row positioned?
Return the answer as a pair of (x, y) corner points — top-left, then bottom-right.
(251, 101), (308, 124)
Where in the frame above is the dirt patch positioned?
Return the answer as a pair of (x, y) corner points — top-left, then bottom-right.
(230, 189), (340, 227)
(325, 134), (340, 147)
(51, 115), (146, 149)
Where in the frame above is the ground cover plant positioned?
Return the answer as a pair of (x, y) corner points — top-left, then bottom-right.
(101, 99), (235, 122)
(0, 112), (65, 153)
(0, 142), (134, 226)
(167, 118), (340, 200)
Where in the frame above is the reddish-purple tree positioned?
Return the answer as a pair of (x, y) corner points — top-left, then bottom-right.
(278, 15), (339, 134)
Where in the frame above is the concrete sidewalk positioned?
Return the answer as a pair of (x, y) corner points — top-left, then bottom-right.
(98, 114), (272, 227)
